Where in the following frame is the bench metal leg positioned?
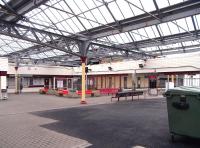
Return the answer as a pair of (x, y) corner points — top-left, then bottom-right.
(118, 97), (119, 101)
(132, 95), (133, 101)
(138, 95), (139, 100)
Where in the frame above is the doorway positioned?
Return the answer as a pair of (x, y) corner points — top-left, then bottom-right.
(44, 78), (49, 88)
(67, 78), (72, 90)
(149, 76), (157, 88)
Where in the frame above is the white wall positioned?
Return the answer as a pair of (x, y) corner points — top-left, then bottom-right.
(8, 64), (74, 75)
(4, 55), (200, 76)
(74, 55), (200, 75)
(144, 55), (200, 72)
(7, 87), (43, 93)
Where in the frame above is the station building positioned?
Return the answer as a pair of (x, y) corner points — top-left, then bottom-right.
(1, 54), (200, 95)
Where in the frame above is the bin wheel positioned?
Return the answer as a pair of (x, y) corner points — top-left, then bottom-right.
(171, 134), (175, 143)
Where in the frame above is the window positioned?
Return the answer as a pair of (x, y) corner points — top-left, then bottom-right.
(124, 77), (128, 89)
(63, 80), (67, 88)
(95, 77), (98, 89)
(101, 76), (103, 88)
(137, 77), (141, 88)
(29, 78), (33, 86)
(109, 77), (112, 88)
(67, 79), (72, 89)
(149, 77), (157, 88)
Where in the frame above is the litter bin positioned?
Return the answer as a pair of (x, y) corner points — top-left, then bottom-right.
(164, 86), (200, 141)
(0, 89), (8, 100)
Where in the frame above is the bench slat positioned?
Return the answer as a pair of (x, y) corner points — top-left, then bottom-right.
(111, 91), (143, 101)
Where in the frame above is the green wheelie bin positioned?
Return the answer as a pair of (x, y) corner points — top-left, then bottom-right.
(164, 86), (200, 141)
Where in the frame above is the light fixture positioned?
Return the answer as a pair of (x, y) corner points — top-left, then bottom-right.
(139, 64), (143, 68)
(108, 66), (112, 71)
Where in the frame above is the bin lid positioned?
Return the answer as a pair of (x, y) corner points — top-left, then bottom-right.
(165, 86), (200, 96)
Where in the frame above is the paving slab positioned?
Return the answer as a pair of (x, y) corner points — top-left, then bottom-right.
(33, 99), (200, 148)
(0, 93), (199, 148)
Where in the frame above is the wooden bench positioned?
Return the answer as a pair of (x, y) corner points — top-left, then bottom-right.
(111, 90), (143, 102)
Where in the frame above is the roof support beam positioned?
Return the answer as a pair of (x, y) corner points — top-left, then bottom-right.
(151, 44), (200, 56)
(0, 21), (148, 59)
(91, 42), (153, 59)
(78, 1), (200, 39)
(0, 20), (82, 57)
(122, 30), (200, 49)
(3, 23), (200, 60)
(191, 15), (198, 37)
(0, 0), (49, 22)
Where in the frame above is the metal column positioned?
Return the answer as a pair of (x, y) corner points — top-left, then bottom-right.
(80, 57), (87, 104)
(14, 66), (19, 94)
(53, 77), (56, 89)
(132, 70), (136, 90)
(78, 41), (90, 104)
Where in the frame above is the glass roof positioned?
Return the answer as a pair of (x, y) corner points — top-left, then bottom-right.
(1, 0), (200, 63)
(140, 40), (200, 53)
(0, 35), (36, 55)
(0, 0), (10, 5)
(18, 0), (186, 35)
(29, 49), (64, 59)
(99, 16), (195, 45)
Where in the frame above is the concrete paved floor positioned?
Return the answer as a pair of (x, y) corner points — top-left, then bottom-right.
(0, 93), (199, 148)
(0, 93), (112, 148)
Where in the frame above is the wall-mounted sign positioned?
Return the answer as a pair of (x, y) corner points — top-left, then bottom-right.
(0, 71), (7, 76)
(57, 80), (63, 88)
(148, 75), (157, 79)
